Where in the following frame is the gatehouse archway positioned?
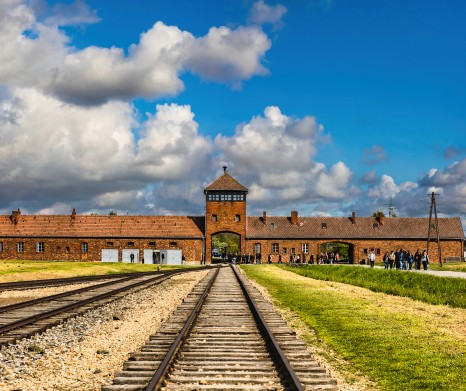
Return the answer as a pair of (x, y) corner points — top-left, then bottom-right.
(319, 242), (354, 264)
(211, 232), (241, 263)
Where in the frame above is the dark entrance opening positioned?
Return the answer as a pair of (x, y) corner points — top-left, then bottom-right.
(211, 232), (240, 264)
(319, 242), (354, 264)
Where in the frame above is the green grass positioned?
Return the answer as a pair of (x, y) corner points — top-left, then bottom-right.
(0, 260), (191, 281)
(277, 264), (466, 308)
(242, 265), (466, 391)
(429, 262), (466, 272)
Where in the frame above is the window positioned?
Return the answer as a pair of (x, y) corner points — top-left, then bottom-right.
(321, 223), (327, 229)
(127, 242), (135, 247)
(56, 246), (61, 253)
(235, 214), (240, 222)
(17, 242), (24, 252)
(36, 242), (45, 253)
(212, 214), (217, 222)
(302, 243), (309, 254)
(169, 241), (177, 247)
(363, 248), (368, 255)
(106, 241), (114, 246)
(270, 222), (275, 228)
(66, 246), (70, 253)
(272, 243), (279, 253)
(291, 248), (295, 254)
(254, 243), (261, 254)
(81, 243), (88, 253)
(0, 242), (3, 252)
(282, 247), (287, 254)
(149, 241), (156, 246)
(376, 248), (381, 255)
(373, 223), (379, 229)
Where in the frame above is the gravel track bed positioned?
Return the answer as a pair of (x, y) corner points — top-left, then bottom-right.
(0, 282), (104, 306)
(0, 270), (209, 390)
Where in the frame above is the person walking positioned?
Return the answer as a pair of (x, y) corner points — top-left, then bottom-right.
(421, 250), (429, 270)
(388, 251), (395, 269)
(368, 250), (376, 268)
(383, 252), (389, 269)
(130, 253), (134, 263)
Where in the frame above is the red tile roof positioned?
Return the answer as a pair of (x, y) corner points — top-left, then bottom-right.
(246, 216), (464, 240)
(0, 215), (205, 238)
(204, 172), (248, 192)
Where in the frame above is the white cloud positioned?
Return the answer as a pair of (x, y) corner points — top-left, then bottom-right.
(43, 0), (100, 26)
(249, 1), (287, 30)
(368, 175), (400, 198)
(136, 103), (213, 181)
(0, 89), (212, 212)
(215, 106), (354, 208)
(362, 144), (388, 165)
(0, 2), (272, 105)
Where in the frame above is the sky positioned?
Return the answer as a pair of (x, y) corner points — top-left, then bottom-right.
(0, 0), (465, 228)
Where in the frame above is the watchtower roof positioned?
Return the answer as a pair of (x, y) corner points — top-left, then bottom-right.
(204, 169), (248, 193)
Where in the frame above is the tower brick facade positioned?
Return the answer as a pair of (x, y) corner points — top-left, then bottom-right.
(204, 167), (248, 262)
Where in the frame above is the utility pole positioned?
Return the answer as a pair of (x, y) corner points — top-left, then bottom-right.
(426, 192), (442, 267)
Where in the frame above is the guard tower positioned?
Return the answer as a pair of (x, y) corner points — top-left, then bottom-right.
(204, 167), (248, 263)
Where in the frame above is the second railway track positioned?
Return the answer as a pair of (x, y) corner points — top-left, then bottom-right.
(0, 268), (206, 347)
(103, 265), (337, 390)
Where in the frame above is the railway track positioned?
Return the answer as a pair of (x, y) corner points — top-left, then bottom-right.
(0, 268), (206, 347)
(0, 270), (169, 292)
(103, 265), (337, 390)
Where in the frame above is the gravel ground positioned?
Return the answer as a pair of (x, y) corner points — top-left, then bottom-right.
(0, 282), (104, 306)
(0, 270), (209, 391)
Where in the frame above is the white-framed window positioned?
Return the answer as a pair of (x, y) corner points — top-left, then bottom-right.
(272, 243), (279, 253)
(36, 242), (45, 253)
(282, 247), (287, 254)
(17, 242), (24, 252)
(81, 243), (88, 253)
(302, 243), (309, 254)
(254, 243), (261, 254)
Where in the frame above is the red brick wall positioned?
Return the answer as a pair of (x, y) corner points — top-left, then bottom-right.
(244, 238), (463, 264)
(205, 199), (247, 262)
(0, 237), (203, 263)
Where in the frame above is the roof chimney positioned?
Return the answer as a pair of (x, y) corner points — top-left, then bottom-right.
(291, 210), (298, 224)
(377, 211), (384, 225)
(351, 211), (356, 224)
(11, 208), (21, 225)
(262, 211), (267, 224)
(223, 166), (227, 173)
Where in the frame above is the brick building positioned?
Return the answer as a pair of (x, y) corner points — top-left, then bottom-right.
(0, 169), (464, 264)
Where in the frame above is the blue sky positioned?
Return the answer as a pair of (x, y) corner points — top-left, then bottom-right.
(0, 0), (465, 226)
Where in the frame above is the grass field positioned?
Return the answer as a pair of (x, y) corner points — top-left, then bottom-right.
(277, 264), (466, 308)
(0, 260), (188, 282)
(242, 265), (466, 391)
(429, 262), (466, 272)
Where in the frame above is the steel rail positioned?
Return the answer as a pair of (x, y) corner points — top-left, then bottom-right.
(0, 267), (209, 291)
(0, 270), (187, 335)
(231, 265), (305, 391)
(0, 271), (161, 291)
(0, 268), (190, 314)
(145, 266), (220, 391)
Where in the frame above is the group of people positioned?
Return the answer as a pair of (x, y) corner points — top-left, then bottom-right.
(373, 249), (430, 270)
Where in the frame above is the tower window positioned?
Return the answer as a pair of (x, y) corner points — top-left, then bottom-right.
(235, 214), (240, 222)
(212, 214), (217, 222)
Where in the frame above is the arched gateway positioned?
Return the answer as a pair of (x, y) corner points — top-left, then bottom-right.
(204, 167), (248, 263)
